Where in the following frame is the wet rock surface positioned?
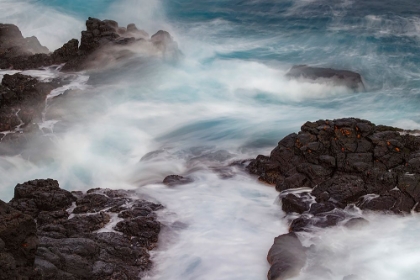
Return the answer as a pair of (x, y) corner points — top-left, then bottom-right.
(0, 199), (37, 280)
(0, 18), (180, 71)
(0, 73), (56, 133)
(286, 65), (365, 91)
(248, 118), (420, 279)
(0, 179), (162, 280)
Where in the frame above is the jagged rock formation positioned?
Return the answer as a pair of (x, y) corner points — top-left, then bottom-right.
(0, 73), (57, 133)
(0, 199), (37, 280)
(0, 23), (49, 68)
(286, 65), (365, 91)
(0, 18), (180, 71)
(248, 118), (420, 279)
(0, 179), (163, 280)
(267, 233), (306, 280)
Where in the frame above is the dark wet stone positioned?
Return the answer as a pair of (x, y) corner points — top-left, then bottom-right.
(286, 65), (365, 91)
(281, 193), (310, 214)
(312, 175), (366, 205)
(163, 175), (193, 186)
(0, 18), (178, 72)
(63, 212), (111, 237)
(248, 118), (420, 279)
(267, 232), (306, 280)
(0, 73), (57, 133)
(114, 217), (160, 249)
(73, 194), (111, 214)
(3, 179), (162, 279)
(289, 216), (311, 232)
(0, 199), (38, 279)
(309, 202), (336, 215)
(9, 179), (76, 217)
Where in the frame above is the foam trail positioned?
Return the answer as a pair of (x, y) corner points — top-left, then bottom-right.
(295, 214), (420, 280)
(141, 171), (287, 280)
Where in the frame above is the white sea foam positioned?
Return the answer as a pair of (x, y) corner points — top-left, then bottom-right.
(295, 213), (420, 280)
(141, 171), (287, 280)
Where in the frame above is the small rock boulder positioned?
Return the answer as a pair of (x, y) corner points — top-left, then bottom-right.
(286, 65), (365, 91)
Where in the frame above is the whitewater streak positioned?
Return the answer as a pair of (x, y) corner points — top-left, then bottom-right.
(1, 0), (420, 279)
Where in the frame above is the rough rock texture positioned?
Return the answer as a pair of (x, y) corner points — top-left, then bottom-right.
(248, 118), (420, 279)
(286, 65), (365, 91)
(1, 179), (163, 280)
(0, 23), (48, 61)
(0, 73), (56, 132)
(0, 199), (38, 280)
(249, 118), (420, 216)
(0, 18), (179, 71)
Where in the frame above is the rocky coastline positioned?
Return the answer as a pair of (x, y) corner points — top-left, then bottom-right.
(1, 179), (162, 280)
(0, 17), (177, 280)
(248, 118), (420, 279)
(1, 15), (419, 280)
(0, 17), (180, 150)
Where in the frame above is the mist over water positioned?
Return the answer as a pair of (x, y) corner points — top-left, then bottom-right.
(1, 0), (420, 279)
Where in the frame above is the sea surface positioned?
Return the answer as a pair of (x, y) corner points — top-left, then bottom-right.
(1, 0), (420, 279)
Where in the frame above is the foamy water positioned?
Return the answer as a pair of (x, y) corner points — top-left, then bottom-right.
(1, 0), (420, 279)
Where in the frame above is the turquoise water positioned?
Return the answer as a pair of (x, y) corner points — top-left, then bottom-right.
(1, 0), (420, 279)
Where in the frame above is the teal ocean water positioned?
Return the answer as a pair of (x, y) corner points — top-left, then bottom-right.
(1, 0), (420, 279)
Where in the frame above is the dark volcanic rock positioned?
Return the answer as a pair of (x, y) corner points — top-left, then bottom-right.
(248, 118), (420, 216)
(1, 18), (179, 71)
(281, 193), (311, 214)
(286, 65), (365, 91)
(61, 17), (180, 71)
(9, 179), (76, 217)
(4, 179), (163, 280)
(267, 233), (306, 280)
(0, 23), (51, 70)
(0, 199), (38, 280)
(249, 118), (420, 279)
(0, 73), (56, 132)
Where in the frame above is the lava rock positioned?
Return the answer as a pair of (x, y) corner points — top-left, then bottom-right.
(0, 199), (38, 280)
(5, 179), (163, 280)
(286, 65), (365, 91)
(250, 118), (420, 279)
(9, 179), (76, 217)
(281, 193), (311, 214)
(267, 232), (306, 280)
(0, 73), (56, 132)
(0, 18), (179, 71)
(248, 118), (420, 215)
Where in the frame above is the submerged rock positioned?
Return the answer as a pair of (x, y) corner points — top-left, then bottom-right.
(267, 233), (306, 280)
(286, 65), (365, 91)
(1, 179), (163, 280)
